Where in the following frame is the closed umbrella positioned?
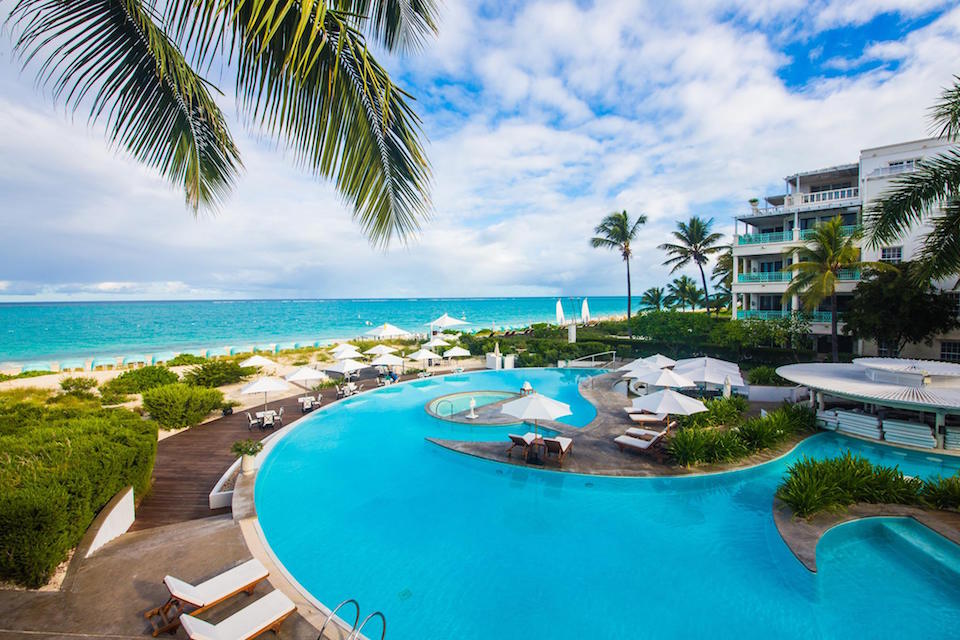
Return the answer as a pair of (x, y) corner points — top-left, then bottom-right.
(581, 298), (591, 323)
(366, 323), (412, 340)
(501, 392), (572, 436)
(240, 376), (291, 413)
(555, 299), (566, 325)
(240, 355), (277, 369)
(365, 344), (398, 356)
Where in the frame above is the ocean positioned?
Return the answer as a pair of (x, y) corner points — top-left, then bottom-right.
(0, 297), (629, 364)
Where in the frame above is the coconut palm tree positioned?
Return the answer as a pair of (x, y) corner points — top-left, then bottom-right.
(784, 217), (893, 362)
(640, 286), (665, 311)
(659, 217), (725, 317)
(4, 0), (438, 247)
(712, 246), (733, 312)
(591, 210), (647, 342)
(666, 275), (702, 311)
(866, 76), (960, 278)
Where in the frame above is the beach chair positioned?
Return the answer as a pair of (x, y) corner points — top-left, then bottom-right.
(145, 559), (269, 636)
(614, 423), (674, 454)
(179, 589), (295, 640)
(506, 432), (537, 460)
(335, 385), (345, 399)
(275, 407), (284, 426)
(543, 436), (573, 464)
(261, 414), (275, 430)
(246, 413), (260, 431)
(626, 421), (678, 440)
(628, 413), (668, 424)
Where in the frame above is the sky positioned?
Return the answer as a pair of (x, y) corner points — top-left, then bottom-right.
(1, 0), (959, 302)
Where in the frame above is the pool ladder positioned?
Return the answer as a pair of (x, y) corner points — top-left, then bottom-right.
(435, 398), (454, 417)
(317, 599), (386, 640)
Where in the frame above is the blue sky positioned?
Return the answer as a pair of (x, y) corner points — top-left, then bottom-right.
(1, 0), (958, 301)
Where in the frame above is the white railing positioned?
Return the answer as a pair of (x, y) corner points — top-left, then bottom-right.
(564, 350), (618, 368)
(799, 187), (859, 205)
(868, 164), (919, 178)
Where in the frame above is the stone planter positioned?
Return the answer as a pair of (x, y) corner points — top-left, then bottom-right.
(241, 454), (256, 475)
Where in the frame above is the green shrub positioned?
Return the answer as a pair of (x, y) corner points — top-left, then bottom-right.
(667, 428), (712, 466)
(101, 366), (178, 395)
(167, 353), (207, 366)
(921, 474), (960, 510)
(680, 396), (748, 429)
(0, 392), (156, 587)
(231, 439), (264, 457)
(59, 376), (98, 396)
(746, 365), (790, 386)
(142, 383), (223, 429)
(0, 370), (55, 383)
(737, 412), (791, 451)
(183, 361), (257, 388)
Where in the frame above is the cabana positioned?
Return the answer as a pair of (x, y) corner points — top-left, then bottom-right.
(58, 358), (87, 372)
(123, 354), (147, 367)
(21, 361), (53, 373)
(91, 357), (118, 370)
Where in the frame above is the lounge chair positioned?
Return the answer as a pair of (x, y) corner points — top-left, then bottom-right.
(626, 421), (678, 441)
(246, 413), (260, 431)
(543, 436), (573, 464)
(507, 432), (537, 460)
(145, 559), (269, 636)
(179, 589), (295, 640)
(615, 425), (673, 454)
(627, 412), (668, 423)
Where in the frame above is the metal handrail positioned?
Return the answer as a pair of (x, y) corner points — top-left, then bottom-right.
(349, 611), (386, 640)
(317, 599), (360, 639)
(435, 398), (454, 417)
(569, 350), (617, 364)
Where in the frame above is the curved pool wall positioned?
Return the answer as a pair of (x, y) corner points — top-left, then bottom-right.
(256, 368), (960, 639)
(427, 390), (516, 417)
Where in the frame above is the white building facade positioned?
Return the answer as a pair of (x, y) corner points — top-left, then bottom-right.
(731, 137), (960, 359)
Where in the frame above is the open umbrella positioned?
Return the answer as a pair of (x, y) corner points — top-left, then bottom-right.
(365, 323), (412, 340)
(624, 368), (695, 388)
(334, 347), (365, 361)
(428, 313), (468, 329)
(674, 356), (739, 373)
(285, 366), (328, 390)
(443, 346), (471, 358)
(329, 343), (356, 356)
(323, 359), (367, 377)
(240, 354), (277, 369)
(365, 344), (398, 356)
(240, 376), (291, 413)
(617, 359), (659, 373)
(407, 348), (441, 364)
(371, 353), (404, 367)
(630, 389), (707, 420)
(641, 353), (677, 369)
(423, 337), (450, 348)
(501, 392), (572, 436)
(675, 362), (744, 387)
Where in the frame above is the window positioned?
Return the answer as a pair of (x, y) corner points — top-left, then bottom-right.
(877, 341), (894, 357)
(942, 341), (960, 362)
(881, 246), (902, 263)
(945, 291), (960, 318)
(887, 158), (920, 174)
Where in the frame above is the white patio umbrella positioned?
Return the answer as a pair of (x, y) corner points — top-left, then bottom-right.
(365, 323), (412, 340)
(329, 343), (357, 356)
(335, 346), (365, 361)
(428, 313), (468, 329)
(324, 359), (367, 377)
(617, 359), (660, 373)
(239, 354), (277, 369)
(676, 363), (745, 387)
(625, 368), (695, 389)
(674, 356), (739, 373)
(371, 353), (404, 367)
(555, 299), (566, 325)
(423, 337), (450, 348)
(443, 346), (471, 358)
(240, 376), (291, 413)
(364, 344), (398, 356)
(501, 392), (572, 435)
(581, 298), (591, 323)
(285, 366), (328, 390)
(630, 389), (707, 419)
(642, 353), (677, 369)
(407, 348), (441, 364)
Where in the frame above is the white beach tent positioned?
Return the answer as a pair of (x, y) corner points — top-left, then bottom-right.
(429, 313), (468, 330)
(365, 323), (412, 340)
(408, 348), (441, 363)
(581, 298), (591, 323)
(555, 299), (566, 325)
(624, 368), (695, 389)
(240, 376), (291, 413)
(240, 354), (277, 370)
(364, 344), (398, 356)
(324, 359), (367, 377)
(443, 346), (471, 359)
(630, 389), (707, 418)
(501, 392), (572, 435)
(285, 366), (328, 390)
(423, 337), (450, 349)
(642, 353), (677, 369)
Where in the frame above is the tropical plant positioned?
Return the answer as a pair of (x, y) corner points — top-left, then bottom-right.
(142, 383), (223, 429)
(680, 396), (748, 429)
(745, 366), (789, 386)
(866, 76), (960, 279)
(59, 376), (98, 396)
(590, 210), (647, 342)
(922, 474), (960, 510)
(183, 361), (257, 387)
(666, 275), (703, 311)
(167, 353), (207, 366)
(231, 439), (264, 457)
(783, 216), (892, 362)
(711, 247), (733, 311)
(100, 365), (179, 395)
(639, 286), (665, 311)
(659, 217), (725, 316)
(842, 261), (960, 356)
(4, 0), (438, 246)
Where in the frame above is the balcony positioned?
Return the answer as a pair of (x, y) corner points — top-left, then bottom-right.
(799, 225), (861, 240)
(798, 187), (858, 205)
(738, 272), (791, 283)
(736, 310), (842, 323)
(836, 269), (860, 281)
(737, 231), (792, 245)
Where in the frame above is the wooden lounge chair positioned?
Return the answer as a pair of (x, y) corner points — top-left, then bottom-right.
(180, 589), (295, 640)
(506, 432), (537, 460)
(543, 436), (573, 464)
(145, 559), (269, 636)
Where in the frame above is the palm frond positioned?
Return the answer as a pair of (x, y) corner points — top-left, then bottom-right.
(931, 75), (960, 141)
(337, 0), (439, 52)
(9, 0), (241, 211)
(917, 199), (960, 279)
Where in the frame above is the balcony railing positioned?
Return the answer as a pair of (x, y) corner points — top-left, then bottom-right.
(736, 310), (843, 322)
(868, 164), (919, 178)
(737, 231), (792, 245)
(836, 269), (860, 280)
(799, 187), (859, 205)
(799, 225), (861, 240)
(738, 272), (792, 283)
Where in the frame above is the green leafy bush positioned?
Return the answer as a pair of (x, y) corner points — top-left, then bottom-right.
(167, 353), (207, 366)
(231, 439), (264, 457)
(921, 474), (960, 510)
(667, 427), (712, 466)
(142, 383), (223, 429)
(183, 361), (257, 388)
(0, 392), (157, 587)
(101, 366), (178, 395)
(59, 376), (98, 396)
(0, 370), (55, 382)
(746, 366), (790, 386)
(680, 396), (748, 429)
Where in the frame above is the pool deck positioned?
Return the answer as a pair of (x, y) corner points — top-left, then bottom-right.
(429, 370), (795, 477)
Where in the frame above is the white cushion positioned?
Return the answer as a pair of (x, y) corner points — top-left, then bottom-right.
(165, 559), (268, 607)
(547, 436), (573, 452)
(180, 590), (294, 640)
(615, 434), (657, 450)
(522, 432), (537, 444)
(626, 427), (660, 439)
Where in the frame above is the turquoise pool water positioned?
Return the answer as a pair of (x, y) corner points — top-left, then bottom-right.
(428, 391), (516, 417)
(256, 368), (960, 639)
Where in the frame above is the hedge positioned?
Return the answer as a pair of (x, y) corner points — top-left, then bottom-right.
(142, 383), (223, 429)
(101, 365), (178, 394)
(0, 393), (157, 587)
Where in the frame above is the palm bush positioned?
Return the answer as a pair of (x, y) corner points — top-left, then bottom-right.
(736, 413), (790, 451)
(667, 427), (713, 467)
(680, 396), (748, 429)
(746, 366), (789, 386)
(167, 353), (207, 366)
(921, 474), (960, 510)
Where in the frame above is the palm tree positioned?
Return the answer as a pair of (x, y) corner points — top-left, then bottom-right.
(712, 247), (733, 313)
(659, 217), (725, 316)
(866, 76), (960, 278)
(5, 0), (438, 247)
(640, 287), (665, 311)
(666, 275), (701, 311)
(784, 217), (892, 362)
(591, 210), (647, 342)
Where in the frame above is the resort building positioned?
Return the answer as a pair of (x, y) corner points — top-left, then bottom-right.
(732, 136), (960, 358)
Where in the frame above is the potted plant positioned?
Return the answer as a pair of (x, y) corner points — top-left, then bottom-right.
(221, 400), (239, 416)
(748, 197), (759, 212)
(231, 439), (264, 475)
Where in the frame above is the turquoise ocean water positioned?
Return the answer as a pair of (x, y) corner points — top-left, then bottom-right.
(0, 297), (627, 364)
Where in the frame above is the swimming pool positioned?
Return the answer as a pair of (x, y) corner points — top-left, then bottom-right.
(256, 368), (960, 639)
(427, 390), (516, 417)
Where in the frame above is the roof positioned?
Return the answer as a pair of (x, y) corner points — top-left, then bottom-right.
(785, 163), (859, 183)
